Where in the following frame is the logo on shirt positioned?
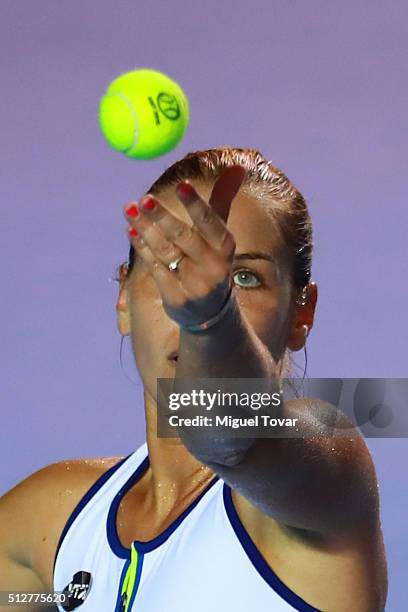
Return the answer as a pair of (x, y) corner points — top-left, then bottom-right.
(61, 571), (92, 610)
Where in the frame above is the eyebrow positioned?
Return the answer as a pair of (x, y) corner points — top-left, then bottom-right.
(234, 252), (276, 263)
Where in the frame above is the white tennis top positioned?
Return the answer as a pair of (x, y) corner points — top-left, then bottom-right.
(53, 442), (320, 611)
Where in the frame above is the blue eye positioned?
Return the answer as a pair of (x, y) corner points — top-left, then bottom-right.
(233, 270), (261, 288)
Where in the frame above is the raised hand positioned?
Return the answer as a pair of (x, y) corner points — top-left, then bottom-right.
(123, 165), (246, 331)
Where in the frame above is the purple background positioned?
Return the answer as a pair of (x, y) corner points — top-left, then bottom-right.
(1, 1), (406, 608)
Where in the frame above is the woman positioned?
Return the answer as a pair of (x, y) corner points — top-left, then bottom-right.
(0, 147), (387, 611)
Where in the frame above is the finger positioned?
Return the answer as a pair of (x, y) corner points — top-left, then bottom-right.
(175, 183), (235, 255)
(124, 201), (186, 268)
(209, 165), (247, 223)
(127, 226), (188, 306)
(132, 196), (211, 266)
(125, 199), (230, 290)
(127, 226), (213, 306)
(132, 211), (221, 299)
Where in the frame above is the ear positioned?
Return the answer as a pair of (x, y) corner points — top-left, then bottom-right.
(116, 263), (131, 336)
(286, 281), (318, 352)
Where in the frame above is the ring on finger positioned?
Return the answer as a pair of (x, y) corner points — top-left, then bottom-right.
(168, 254), (185, 272)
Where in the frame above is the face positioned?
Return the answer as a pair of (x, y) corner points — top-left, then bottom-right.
(117, 180), (317, 399)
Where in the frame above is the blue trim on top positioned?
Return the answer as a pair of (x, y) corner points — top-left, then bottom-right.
(107, 456), (150, 559)
(53, 454), (132, 574)
(223, 484), (322, 612)
(107, 453), (220, 557)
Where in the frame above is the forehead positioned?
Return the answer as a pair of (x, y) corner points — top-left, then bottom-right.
(155, 180), (286, 259)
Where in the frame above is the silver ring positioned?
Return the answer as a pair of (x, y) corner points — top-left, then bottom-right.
(168, 254), (185, 272)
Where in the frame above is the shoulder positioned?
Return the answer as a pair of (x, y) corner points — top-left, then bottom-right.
(232, 488), (387, 610)
(228, 400), (388, 612)
(222, 399), (388, 609)
(0, 456), (123, 589)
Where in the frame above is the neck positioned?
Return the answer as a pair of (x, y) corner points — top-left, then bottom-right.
(143, 390), (215, 498)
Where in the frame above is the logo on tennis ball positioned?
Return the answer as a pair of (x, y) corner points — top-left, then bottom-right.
(147, 91), (180, 125)
(157, 92), (180, 120)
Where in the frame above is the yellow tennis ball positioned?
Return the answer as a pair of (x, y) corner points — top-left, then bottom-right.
(98, 68), (189, 160)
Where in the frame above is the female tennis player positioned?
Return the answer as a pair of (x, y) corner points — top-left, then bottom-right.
(0, 148), (387, 611)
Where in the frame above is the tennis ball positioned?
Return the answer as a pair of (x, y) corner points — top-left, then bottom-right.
(98, 68), (189, 160)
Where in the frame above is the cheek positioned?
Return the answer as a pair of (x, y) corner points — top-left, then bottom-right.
(129, 271), (162, 326)
(128, 278), (161, 357)
(242, 301), (286, 345)
(128, 279), (178, 370)
(236, 285), (292, 349)
(131, 298), (163, 348)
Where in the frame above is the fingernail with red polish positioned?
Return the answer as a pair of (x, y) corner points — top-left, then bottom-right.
(128, 227), (138, 237)
(141, 196), (155, 211)
(125, 204), (139, 218)
(177, 182), (196, 199)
